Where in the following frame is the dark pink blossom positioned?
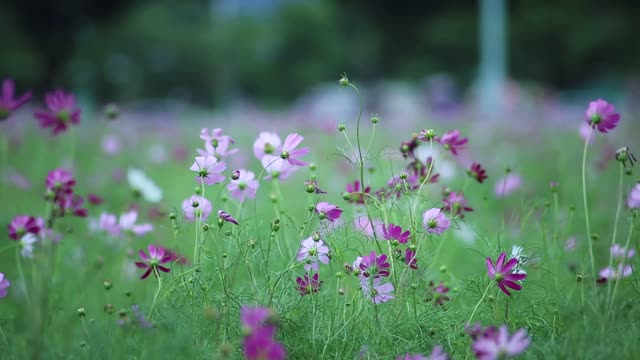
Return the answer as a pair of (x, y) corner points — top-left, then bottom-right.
(487, 252), (527, 296)
(381, 223), (410, 244)
(0, 273), (10, 298)
(359, 251), (390, 278)
(8, 215), (40, 240)
(34, 89), (81, 136)
(296, 273), (323, 296)
(46, 168), (76, 194)
(442, 192), (473, 218)
(134, 245), (173, 279)
(315, 202), (342, 222)
(405, 249), (418, 269)
(468, 162), (488, 183)
(436, 130), (468, 155)
(218, 210), (239, 225)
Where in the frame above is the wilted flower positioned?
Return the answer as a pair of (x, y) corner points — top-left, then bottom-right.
(585, 99), (620, 133)
(182, 195), (212, 221)
(0, 78), (31, 120)
(227, 170), (259, 201)
(296, 237), (330, 271)
(315, 202), (342, 222)
(471, 325), (530, 360)
(296, 273), (323, 296)
(487, 252), (527, 296)
(134, 245), (173, 279)
(218, 210), (239, 225)
(35, 89), (81, 136)
(0, 273), (10, 298)
(381, 223), (410, 244)
(422, 208), (450, 235)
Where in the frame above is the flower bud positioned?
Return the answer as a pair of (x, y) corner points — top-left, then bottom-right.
(105, 103), (120, 120)
(271, 219), (280, 232)
(342, 192), (351, 201)
(312, 232), (321, 241)
(339, 74), (349, 87)
(371, 115), (379, 124)
(194, 186), (202, 195)
(169, 212), (177, 220)
(77, 308), (86, 318)
(338, 124), (346, 132)
(203, 223), (210, 231)
(103, 280), (113, 290)
(231, 170), (240, 180)
(309, 163), (317, 171)
(104, 304), (114, 314)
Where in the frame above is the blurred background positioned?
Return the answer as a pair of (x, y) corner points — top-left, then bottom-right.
(2, 0), (640, 113)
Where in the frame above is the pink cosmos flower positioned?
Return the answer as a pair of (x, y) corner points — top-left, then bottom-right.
(0, 78), (31, 120)
(494, 173), (522, 197)
(430, 281), (451, 306)
(227, 169), (259, 201)
(422, 208), (450, 235)
(199, 128), (237, 158)
(190, 156), (225, 185)
(97, 213), (119, 236)
(381, 223), (410, 244)
(240, 306), (286, 360)
(359, 251), (390, 278)
(599, 264), (633, 280)
(118, 210), (154, 236)
(437, 130), (468, 155)
(296, 237), (330, 271)
(182, 195), (212, 221)
(611, 244), (635, 259)
(442, 192), (473, 218)
(315, 202), (342, 222)
(35, 89), (81, 136)
(585, 99), (620, 133)
(253, 132), (282, 159)
(279, 133), (309, 166)
(345, 180), (371, 205)
(360, 277), (395, 304)
(0, 273), (10, 298)
(296, 273), (323, 296)
(471, 325), (530, 360)
(217, 210), (239, 225)
(627, 183), (640, 209)
(8, 215), (40, 240)
(135, 245), (173, 279)
(261, 154), (297, 180)
(468, 162), (488, 183)
(241, 306), (273, 331)
(487, 252), (527, 296)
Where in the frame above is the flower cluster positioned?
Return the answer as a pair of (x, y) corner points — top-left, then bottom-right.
(94, 209), (154, 237)
(46, 168), (88, 218)
(599, 244), (635, 281)
(351, 251), (395, 304)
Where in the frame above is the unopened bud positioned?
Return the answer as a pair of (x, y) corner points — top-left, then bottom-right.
(105, 103), (120, 120)
(169, 212), (177, 220)
(338, 124), (346, 132)
(103, 280), (112, 290)
(77, 308), (86, 318)
(371, 115), (379, 124)
(339, 74), (349, 87)
(342, 192), (351, 201)
(202, 223), (210, 232)
(231, 170), (240, 180)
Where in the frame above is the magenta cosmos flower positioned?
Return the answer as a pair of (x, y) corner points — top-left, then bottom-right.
(280, 133), (309, 166)
(0, 78), (31, 120)
(8, 215), (41, 240)
(227, 169), (259, 201)
(430, 281), (451, 306)
(487, 252), (527, 296)
(34, 89), (81, 136)
(0, 273), (10, 298)
(468, 162), (488, 183)
(296, 273), (323, 296)
(253, 132), (282, 159)
(382, 223), (410, 244)
(359, 251), (390, 278)
(315, 202), (342, 222)
(345, 180), (370, 205)
(442, 192), (473, 218)
(182, 195), (212, 221)
(46, 168), (76, 194)
(585, 99), (620, 133)
(405, 249), (418, 269)
(217, 210), (239, 225)
(437, 130), (468, 155)
(628, 183), (640, 209)
(190, 156), (225, 185)
(135, 245), (173, 279)
(240, 306), (286, 360)
(296, 237), (330, 271)
(241, 306), (273, 331)
(423, 208), (450, 235)
(472, 325), (530, 360)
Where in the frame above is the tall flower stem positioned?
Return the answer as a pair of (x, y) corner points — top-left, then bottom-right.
(149, 268), (163, 319)
(609, 216), (635, 317)
(581, 128), (597, 291)
(15, 246), (30, 306)
(466, 282), (493, 326)
(605, 163), (625, 307)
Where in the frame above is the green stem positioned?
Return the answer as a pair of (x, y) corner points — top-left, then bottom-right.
(15, 246), (30, 306)
(149, 268), (163, 319)
(467, 282), (493, 326)
(605, 164), (625, 305)
(609, 217), (635, 317)
(581, 128), (597, 290)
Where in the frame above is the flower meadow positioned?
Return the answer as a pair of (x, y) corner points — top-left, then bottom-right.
(1, 75), (640, 360)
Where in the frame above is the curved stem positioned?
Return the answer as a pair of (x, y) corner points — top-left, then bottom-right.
(149, 268), (163, 318)
(605, 163), (625, 305)
(466, 282), (493, 326)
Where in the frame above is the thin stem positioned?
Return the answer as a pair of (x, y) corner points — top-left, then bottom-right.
(605, 164), (625, 305)
(467, 282), (493, 326)
(15, 246), (30, 306)
(149, 269), (163, 318)
(609, 216), (635, 317)
(581, 128), (597, 290)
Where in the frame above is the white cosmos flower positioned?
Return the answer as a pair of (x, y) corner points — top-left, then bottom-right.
(127, 168), (163, 203)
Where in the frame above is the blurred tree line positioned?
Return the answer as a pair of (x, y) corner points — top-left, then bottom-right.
(1, 0), (639, 106)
